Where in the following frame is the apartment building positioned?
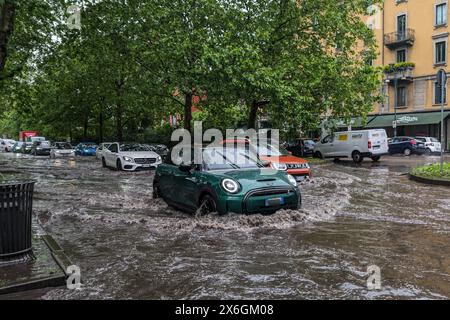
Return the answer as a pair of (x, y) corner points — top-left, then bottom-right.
(362, 0), (450, 149)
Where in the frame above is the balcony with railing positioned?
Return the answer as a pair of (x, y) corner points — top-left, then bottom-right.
(384, 29), (415, 49)
(384, 62), (415, 83)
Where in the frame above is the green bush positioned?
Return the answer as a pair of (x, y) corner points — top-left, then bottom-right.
(412, 163), (450, 180)
(384, 62), (416, 74)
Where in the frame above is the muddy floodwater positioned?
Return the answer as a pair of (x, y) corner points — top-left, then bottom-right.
(0, 153), (449, 299)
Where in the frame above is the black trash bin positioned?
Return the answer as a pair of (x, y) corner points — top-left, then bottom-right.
(0, 180), (35, 263)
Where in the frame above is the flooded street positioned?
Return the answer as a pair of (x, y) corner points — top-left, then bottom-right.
(1, 153), (449, 299)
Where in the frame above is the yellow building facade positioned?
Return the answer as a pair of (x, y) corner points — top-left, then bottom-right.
(365, 0), (450, 148)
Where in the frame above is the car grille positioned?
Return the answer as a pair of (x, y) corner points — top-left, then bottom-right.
(134, 158), (156, 164)
(247, 187), (295, 198)
(286, 163), (309, 169)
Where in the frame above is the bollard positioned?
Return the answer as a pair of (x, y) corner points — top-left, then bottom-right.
(0, 180), (35, 264)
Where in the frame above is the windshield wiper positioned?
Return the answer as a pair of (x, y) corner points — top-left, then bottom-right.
(217, 151), (240, 169)
(239, 152), (264, 168)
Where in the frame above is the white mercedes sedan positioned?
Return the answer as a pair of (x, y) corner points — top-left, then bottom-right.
(102, 143), (162, 171)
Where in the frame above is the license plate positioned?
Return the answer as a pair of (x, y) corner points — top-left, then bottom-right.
(295, 176), (306, 182)
(373, 145), (380, 150)
(265, 197), (285, 207)
(142, 164), (151, 168)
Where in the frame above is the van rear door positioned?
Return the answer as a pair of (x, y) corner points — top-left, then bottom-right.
(369, 130), (388, 154)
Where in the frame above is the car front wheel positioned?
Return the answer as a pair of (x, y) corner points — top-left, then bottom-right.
(198, 194), (217, 215)
(314, 151), (323, 159)
(425, 148), (432, 155)
(404, 148), (412, 156)
(116, 159), (123, 171)
(153, 183), (161, 199)
(352, 151), (363, 163)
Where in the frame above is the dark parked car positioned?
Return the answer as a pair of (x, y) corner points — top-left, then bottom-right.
(12, 142), (25, 153)
(388, 137), (426, 156)
(144, 144), (169, 159)
(20, 142), (33, 154)
(30, 140), (52, 156)
(284, 139), (316, 157)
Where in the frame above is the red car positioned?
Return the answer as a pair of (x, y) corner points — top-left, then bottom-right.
(221, 139), (312, 182)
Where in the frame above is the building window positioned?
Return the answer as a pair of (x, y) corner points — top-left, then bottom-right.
(436, 3), (448, 26)
(397, 14), (407, 40)
(396, 86), (407, 107)
(434, 81), (447, 104)
(396, 49), (406, 62)
(435, 41), (447, 64)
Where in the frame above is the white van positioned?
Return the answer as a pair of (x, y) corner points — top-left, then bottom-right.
(314, 129), (389, 163)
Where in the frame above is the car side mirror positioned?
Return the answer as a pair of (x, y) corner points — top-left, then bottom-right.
(261, 160), (271, 167)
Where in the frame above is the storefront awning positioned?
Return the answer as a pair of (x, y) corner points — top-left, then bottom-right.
(365, 111), (450, 128)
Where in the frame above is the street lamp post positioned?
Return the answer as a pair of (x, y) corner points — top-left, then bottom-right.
(437, 69), (447, 176)
(394, 77), (398, 138)
(382, 79), (390, 115)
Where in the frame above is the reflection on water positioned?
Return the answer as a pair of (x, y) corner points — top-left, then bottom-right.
(0, 153), (449, 299)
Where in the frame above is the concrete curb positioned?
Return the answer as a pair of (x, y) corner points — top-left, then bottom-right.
(0, 234), (70, 296)
(409, 172), (450, 187)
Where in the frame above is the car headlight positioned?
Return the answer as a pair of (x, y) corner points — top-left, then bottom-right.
(221, 179), (240, 194)
(272, 162), (287, 171)
(157, 156), (162, 162)
(287, 174), (298, 187)
(123, 156), (134, 162)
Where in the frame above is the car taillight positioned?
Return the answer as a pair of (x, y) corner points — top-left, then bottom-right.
(368, 141), (372, 149)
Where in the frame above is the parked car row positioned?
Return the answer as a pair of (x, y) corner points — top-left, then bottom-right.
(312, 129), (443, 163)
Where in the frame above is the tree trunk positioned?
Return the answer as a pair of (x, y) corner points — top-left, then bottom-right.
(116, 103), (123, 142)
(0, 1), (16, 77)
(99, 110), (104, 143)
(83, 113), (88, 141)
(247, 101), (259, 130)
(116, 80), (124, 142)
(184, 92), (193, 133)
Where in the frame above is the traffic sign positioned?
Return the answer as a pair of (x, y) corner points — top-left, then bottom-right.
(392, 120), (397, 129)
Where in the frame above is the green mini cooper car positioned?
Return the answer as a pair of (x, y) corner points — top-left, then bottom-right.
(153, 146), (301, 215)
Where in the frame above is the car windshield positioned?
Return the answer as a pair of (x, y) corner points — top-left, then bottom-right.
(257, 144), (289, 157)
(80, 143), (96, 148)
(55, 143), (72, 149)
(38, 141), (51, 148)
(139, 145), (154, 151)
(415, 138), (426, 142)
(202, 147), (263, 171)
(120, 144), (148, 152)
(430, 137), (439, 142)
